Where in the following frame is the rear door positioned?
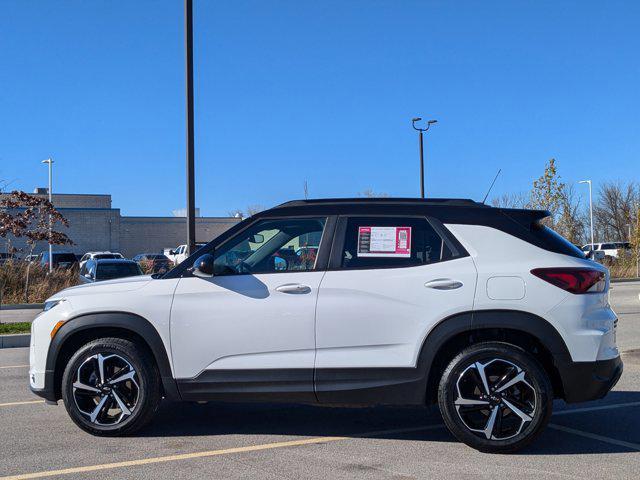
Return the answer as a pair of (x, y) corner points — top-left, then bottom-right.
(315, 215), (477, 402)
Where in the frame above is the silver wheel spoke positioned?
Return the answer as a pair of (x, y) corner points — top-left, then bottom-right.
(474, 361), (491, 395)
(502, 398), (533, 422)
(483, 406), (499, 439)
(455, 397), (490, 406)
(96, 354), (106, 384)
(89, 395), (110, 423)
(111, 390), (132, 416)
(73, 381), (100, 394)
(108, 370), (135, 386)
(495, 370), (526, 393)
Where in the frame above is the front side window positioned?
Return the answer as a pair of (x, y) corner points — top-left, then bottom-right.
(213, 217), (326, 275)
(339, 216), (456, 270)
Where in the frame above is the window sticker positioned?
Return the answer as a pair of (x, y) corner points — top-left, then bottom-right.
(357, 226), (412, 257)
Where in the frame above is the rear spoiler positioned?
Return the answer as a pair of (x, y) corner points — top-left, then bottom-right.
(497, 208), (551, 231)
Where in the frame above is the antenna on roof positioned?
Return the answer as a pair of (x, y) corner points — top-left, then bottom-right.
(482, 169), (501, 204)
(303, 180), (309, 199)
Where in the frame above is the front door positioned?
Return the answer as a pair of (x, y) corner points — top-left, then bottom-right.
(170, 216), (330, 401)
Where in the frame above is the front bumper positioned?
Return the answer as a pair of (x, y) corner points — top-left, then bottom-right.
(30, 370), (58, 403)
(557, 355), (623, 403)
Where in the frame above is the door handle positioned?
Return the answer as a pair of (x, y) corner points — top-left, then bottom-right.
(275, 283), (312, 294)
(424, 279), (463, 290)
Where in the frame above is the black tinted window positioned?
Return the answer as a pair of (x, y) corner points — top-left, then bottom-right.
(340, 217), (454, 269)
(96, 263), (141, 280)
(530, 223), (585, 258)
(53, 253), (77, 262)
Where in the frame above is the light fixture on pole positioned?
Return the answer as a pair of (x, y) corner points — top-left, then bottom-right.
(412, 117), (437, 198)
(579, 179), (594, 258)
(41, 158), (54, 273)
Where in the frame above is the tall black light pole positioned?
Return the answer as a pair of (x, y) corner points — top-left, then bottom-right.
(411, 117), (437, 198)
(185, 0), (196, 255)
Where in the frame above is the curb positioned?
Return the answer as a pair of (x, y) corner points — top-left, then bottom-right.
(0, 334), (30, 348)
(611, 278), (640, 284)
(0, 303), (44, 310)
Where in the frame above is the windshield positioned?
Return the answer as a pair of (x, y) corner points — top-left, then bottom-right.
(94, 254), (120, 260)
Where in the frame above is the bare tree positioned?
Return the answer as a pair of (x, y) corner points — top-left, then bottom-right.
(491, 192), (530, 209)
(593, 182), (640, 242)
(555, 185), (586, 245)
(228, 205), (266, 219)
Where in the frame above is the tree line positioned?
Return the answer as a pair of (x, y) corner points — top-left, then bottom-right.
(491, 158), (640, 249)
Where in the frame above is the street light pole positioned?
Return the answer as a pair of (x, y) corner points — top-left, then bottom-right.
(185, 0), (196, 256)
(42, 158), (54, 273)
(412, 117), (437, 198)
(579, 180), (594, 255)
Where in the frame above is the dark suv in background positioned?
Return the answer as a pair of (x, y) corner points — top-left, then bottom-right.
(38, 252), (78, 270)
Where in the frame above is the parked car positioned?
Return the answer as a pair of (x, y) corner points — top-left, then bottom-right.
(38, 251), (78, 270)
(132, 253), (173, 274)
(30, 198), (621, 453)
(23, 254), (39, 263)
(78, 251), (124, 270)
(167, 243), (206, 265)
(581, 242), (630, 260)
(79, 258), (143, 283)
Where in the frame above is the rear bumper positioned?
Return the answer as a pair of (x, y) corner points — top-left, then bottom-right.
(557, 355), (623, 403)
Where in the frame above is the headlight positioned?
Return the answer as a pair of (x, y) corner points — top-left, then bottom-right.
(43, 299), (64, 312)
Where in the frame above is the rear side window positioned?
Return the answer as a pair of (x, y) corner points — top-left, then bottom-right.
(338, 217), (457, 270)
(96, 263), (142, 280)
(530, 223), (585, 258)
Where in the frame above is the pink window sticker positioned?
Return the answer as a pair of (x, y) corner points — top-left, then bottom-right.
(357, 226), (412, 257)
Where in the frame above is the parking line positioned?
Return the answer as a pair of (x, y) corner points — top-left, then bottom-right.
(553, 401), (640, 416)
(549, 424), (640, 451)
(0, 424), (443, 480)
(0, 400), (43, 408)
(0, 365), (29, 369)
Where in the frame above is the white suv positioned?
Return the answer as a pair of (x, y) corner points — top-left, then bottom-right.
(30, 198), (622, 453)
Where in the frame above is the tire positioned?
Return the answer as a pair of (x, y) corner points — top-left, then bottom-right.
(437, 342), (552, 453)
(61, 337), (162, 436)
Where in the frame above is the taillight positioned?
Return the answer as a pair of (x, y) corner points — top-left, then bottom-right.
(530, 268), (606, 294)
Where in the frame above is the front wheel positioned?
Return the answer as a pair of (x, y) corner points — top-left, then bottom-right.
(61, 337), (162, 436)
(437, 342), (552, 453)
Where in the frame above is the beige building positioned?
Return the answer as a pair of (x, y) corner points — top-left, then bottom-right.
(1, 189), (240, 258)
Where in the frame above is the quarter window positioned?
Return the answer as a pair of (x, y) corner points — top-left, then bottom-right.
(213, 217), (326, 275)
(339, 217), (455, 270)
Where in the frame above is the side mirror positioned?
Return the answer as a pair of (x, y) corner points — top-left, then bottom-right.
(193, 253), (215, 277)
(169, 250), (175, 255)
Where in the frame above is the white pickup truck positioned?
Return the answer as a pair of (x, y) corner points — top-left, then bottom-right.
(166, 243), (205, 265)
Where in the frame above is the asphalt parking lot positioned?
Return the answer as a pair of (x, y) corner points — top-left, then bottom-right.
(1, 282), (639, 480)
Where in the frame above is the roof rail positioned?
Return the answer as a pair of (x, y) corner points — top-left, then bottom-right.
(276, 197), (487, 208)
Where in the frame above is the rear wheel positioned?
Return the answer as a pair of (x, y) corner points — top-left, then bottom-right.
(61, 337), (161, 436)
(437, 342), (552, 453)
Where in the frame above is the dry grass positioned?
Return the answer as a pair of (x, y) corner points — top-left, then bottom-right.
(603, 253), (639, 279)
(0, 261), (80, 305)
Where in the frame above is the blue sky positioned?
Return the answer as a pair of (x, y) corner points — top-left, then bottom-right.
(1, 1), (638, 216)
